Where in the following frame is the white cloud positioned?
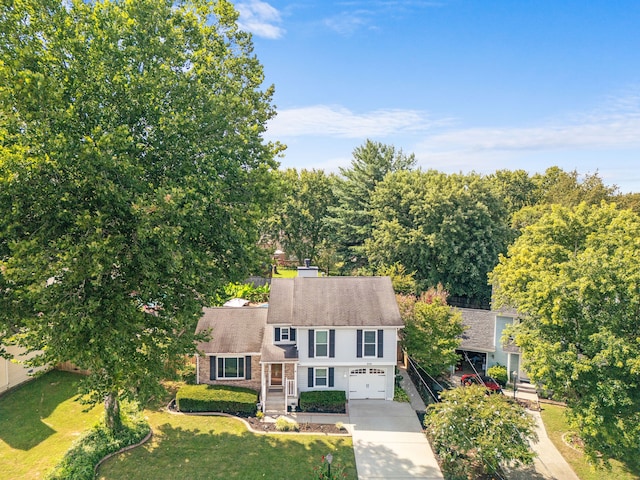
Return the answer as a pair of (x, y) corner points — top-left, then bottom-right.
(417, 96), (640, 154)
(268, 105), (450, 138)
(236, 1), (284, 39)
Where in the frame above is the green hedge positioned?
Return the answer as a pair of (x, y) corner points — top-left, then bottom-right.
(176, 384), (258, 415)
(299, 390), (346, 413)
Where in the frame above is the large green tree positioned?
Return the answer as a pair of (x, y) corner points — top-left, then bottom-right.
(532, 167), (616, 207)
(331, 140), (415, 271)
(0, 0), (279, 430)
(367, 170), (511, 303)
(397, 287), (464, 375)
(490, 202), (640, 465)
(266, 168), (337, 266)
(426, 386), (537, 478)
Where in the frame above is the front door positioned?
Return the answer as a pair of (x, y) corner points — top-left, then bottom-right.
(270, 364), (283, 387)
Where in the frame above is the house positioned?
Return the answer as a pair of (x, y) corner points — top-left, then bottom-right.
(195, 276), (404, 412)
(455, 308), (529, 383)
(0, 345), (48, 395)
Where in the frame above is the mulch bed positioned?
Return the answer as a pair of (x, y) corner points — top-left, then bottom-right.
(245, 416), (345, 434)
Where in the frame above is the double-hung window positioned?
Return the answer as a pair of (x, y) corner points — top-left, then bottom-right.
(357, 329), (383, 358)
(363, 330), (377, 357)
(314, 367), (328, 387)
(217, 357), (245, 379)
(280, 327), (290, 341)
(315, 330), (329, 357)
(308, 367), (334, 388)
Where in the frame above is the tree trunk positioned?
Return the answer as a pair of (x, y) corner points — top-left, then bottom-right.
(104, 391), (122, 432)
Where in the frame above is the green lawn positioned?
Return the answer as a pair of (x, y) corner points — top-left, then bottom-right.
(540, 403), (639, 480)
(1, 370), (355, 480)
(0, 370), (102, 480)
(97, 411), (356, 480)
(272, 268), (298, 278)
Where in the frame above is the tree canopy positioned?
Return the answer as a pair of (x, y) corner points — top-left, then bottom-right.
(0, 0), (279, 429)
(366, 170), (511, 303)
(490, 202), (640, 465)
(426, 386), (537, 478)
(330, 139), (415, 271)
(397, 287), (464, 375)
(265, 168), (337, 266)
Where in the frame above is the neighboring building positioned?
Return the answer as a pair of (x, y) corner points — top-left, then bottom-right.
(455, 308), (529, 383)
(0, 345), (48, 394)
(195, 276), (404, 412)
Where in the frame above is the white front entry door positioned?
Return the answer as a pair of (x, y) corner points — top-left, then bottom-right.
(349, 367), (387, 399)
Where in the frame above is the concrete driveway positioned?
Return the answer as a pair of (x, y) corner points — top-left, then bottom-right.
(348, 400), (444, 480)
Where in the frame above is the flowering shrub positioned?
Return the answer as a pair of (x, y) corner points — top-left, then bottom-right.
(311, 455), (348, 479)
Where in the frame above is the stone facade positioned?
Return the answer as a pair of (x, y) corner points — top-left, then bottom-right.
(197, 354), (262, 393)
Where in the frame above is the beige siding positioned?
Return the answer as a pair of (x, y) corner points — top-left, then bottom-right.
(0, 346), (48, 394)
(56, 361), (90, 375)
(197, 354), (261, 393)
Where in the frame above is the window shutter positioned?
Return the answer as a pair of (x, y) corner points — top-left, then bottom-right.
(291, 328), (297, 341)
(308, 329), (315, 358)
(210, 356), (216, 380)
(245, 356), (251, 380)
(329, 330), (336, 358)
(356, 329), (363, 358)
(377, 329), (384, 358)
(308, 367), (314, 387)
(275, 327), (281, 342)
(329, 367), (335, 387)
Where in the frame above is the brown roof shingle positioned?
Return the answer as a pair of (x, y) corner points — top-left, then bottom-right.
(458, 308), (496, 352)
(267, 276), (403, 327)
(196, 307), (267, 354)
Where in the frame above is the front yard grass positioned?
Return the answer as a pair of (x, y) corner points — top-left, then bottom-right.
(97, 410), (356, 479)
(1, 371), (356, 479)
(0, 370), (102, 480)
(540, 403), (640, 480)
(272, 267), (298, 278)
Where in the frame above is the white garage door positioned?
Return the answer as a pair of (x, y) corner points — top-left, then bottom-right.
(349, 368), (387, 399)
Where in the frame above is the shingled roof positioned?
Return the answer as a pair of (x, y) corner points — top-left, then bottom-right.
(196, 307), (267, 354)
(458, 308), (496, 352)
(267, 276), (403, 327)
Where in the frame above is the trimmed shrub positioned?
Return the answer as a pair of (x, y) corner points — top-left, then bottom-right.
(176, 384), (258, 415)
(275, 417), (299, 432)
(299, 390), (346, 413)
(487, 364), (508, 387)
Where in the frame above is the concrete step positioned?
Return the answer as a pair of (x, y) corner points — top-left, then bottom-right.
(516, 382), (537, 394)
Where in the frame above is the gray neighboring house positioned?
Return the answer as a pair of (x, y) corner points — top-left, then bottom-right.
(195, 276), (404, 412)
(456, 308), (529, 383)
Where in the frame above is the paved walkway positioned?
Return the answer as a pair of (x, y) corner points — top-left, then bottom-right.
(348, 400), (444, 480)
(293, 367), (577, 480)
(506, 409), (580, 480)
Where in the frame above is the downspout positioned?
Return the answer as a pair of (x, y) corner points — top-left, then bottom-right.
(195, 355), (200, 385)
(260, 362), (266, 411)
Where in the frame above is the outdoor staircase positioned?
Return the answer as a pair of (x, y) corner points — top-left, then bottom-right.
(264, 389), (287, 413)
(515, 382), (537, 395)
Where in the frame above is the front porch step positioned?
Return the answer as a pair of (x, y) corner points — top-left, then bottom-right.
(264, 393), (290, 413)
(515, 382), (537, 394)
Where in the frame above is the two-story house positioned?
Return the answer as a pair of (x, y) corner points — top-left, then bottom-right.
(195, 276), (403, 412)
(455, 308), (529, 383)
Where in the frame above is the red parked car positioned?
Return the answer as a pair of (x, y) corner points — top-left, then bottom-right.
(460, 374), (503, 394)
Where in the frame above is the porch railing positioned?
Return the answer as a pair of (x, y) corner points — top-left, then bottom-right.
(286, 378), (295, 397)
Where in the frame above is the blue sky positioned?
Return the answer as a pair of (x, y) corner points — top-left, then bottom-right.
(235, 1), (640, 193)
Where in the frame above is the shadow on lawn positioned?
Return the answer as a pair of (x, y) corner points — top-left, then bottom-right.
(98, 420), (356, 480)
(0, 370), (82, 450)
